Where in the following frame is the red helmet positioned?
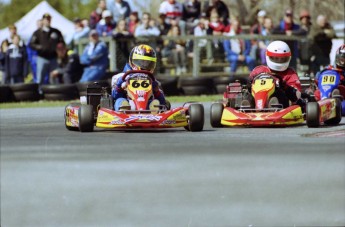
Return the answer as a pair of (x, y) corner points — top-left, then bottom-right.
(335, 44), (345, 70)
(129, 44), (157, 73)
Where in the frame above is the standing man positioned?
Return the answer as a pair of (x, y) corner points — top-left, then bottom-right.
(29, 13), (65, 86)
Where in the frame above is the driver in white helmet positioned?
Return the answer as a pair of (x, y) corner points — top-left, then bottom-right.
(247, 40), (305, 110)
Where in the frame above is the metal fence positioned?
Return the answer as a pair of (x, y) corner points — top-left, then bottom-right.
(74, 34), (343, 78)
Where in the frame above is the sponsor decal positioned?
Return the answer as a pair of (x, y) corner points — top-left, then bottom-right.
(110, 120), (125, 125)
(125, 114), (162, 122)
(162, 120), (176, 125)
(257, 99), (263, 109)
(136, 90), (146, 102)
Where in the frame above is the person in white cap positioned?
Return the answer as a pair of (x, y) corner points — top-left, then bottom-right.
(249, 10), (267, 64)
(95, 10), (116, 37)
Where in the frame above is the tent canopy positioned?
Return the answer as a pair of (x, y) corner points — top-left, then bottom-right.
(0, 1), (74, 44)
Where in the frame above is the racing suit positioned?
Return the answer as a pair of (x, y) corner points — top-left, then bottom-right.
(249, 65), (304, 109)
(111, 63), (166, 110)
(313, 65), (345, 101)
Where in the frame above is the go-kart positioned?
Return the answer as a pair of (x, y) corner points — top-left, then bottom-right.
(306, 68), (344, 127)
(65, 70), (204, 132)
(210, 73), (304, 127)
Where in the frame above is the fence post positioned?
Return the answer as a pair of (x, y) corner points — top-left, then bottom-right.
(193, 37), (200, 78)
(109, 38), (117, 72)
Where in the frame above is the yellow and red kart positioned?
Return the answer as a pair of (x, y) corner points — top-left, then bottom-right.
(65, 70), (204, 132)
(210, 73), (304, 127)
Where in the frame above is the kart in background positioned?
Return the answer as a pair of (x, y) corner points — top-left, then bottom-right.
(65, 70), (204, 132)
(306, 68), (344, 127)
(210, 73), (304, 127)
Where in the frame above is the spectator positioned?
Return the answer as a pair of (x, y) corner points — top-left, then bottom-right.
(203, 0), (229, 26)
(162, 25), (187, 75)
(5, 35), (28, 84)
(295, 9), (312, 36)
(26, 19), (45, 84)
(249, 10), (266, 64)
(188, 14), (209, 57)
(112, 19), (133, 70)
(257, 17), (274, 64)
(29, 13), (65, 86)
(79, 30), (109, 82)
(128, 11), (140, 35)
(50, 42), (83, 84)
(159, 0), (186, 35)
(107, 0), (131, 24)
(223, 16), (255, 73)
(134, 12), (161, 37)
(96, 10), (116, 37)
(89, 0), (107, 29)
(294, 10), (313, 68)
(272, 9), (300, 70)
(207, 10), (225, 61)
(0, 40), (9, 84)
(308, 14), (336, 75)
(72, 18), (90, 43)
(7, 24), (24, 47)
(157, 14), (171, 36)
(182, 0), (201, 34)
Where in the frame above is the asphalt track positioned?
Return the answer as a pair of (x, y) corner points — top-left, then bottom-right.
(1, 103), (345, 227)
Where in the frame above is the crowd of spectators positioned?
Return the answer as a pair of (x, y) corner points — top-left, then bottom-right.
(0, 0), (338, 85)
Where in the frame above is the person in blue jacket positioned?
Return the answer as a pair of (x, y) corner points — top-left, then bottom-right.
(79, 30), (109, 82)
(111, 44), (166, 111)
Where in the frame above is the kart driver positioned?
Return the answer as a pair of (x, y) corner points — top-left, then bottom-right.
(111, 44), (166, 111)
(246, 40), (305, 111)
(313, 44), (345, 100)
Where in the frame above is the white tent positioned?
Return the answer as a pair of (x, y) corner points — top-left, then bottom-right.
(0, 1), (74, 44)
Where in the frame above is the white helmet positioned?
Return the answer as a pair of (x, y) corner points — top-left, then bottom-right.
(266, 41), (291, 71)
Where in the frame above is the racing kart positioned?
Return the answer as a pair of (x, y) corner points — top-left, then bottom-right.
(210, 73), (304, 127)
(65, 70), (204, 132)
(306, 68), (344, 127)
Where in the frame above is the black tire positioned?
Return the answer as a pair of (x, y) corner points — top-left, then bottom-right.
(0, 85), (14, 103)
(179, 77), (213, 86)
(187, 104), (204, 132)
(12, 90), (40, 101)
(9, 83), (40, 101)
(215, 84), (227, 94)
(306, 102), (320, 128)
(78, 105), (94, 132)
(65, 103), (80, 131)
(158, 77), (180, 96)
(43, 93), (78, 101)
(324, 98), (342, 125)
(210, 103), (224, 128)
(181, 86), (212, 95)
(41, 84), (78, 93)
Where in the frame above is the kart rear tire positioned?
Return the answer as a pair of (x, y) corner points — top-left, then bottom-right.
(210, 103), (224, 128)
(324, 98), (342, 125)
(306, 102), (320, 128)
(187, 104), (204, 132)
(78, 104), (94, 132)
(65, 103), (80, 131)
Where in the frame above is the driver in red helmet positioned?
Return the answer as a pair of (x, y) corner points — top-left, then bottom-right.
(246, 40), (305, 110)
(111, 44), (166, 111)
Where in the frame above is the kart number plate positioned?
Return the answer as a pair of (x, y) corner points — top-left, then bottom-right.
(321, 75), (336, 85)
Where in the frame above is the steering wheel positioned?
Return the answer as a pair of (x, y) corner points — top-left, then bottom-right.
(122, 70), (155, 81)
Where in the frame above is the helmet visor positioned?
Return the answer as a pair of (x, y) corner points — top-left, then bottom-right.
(268, 56), (291, 64)
(132, 53), (156, 71)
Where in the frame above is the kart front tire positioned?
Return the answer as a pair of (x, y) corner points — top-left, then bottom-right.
(187, 104), (204, 132)
(210, 103), (224, 128)
(306, 102), (320, 128)
(324, 98), (342, 125)
(78, 104), (94, 132)
(65, 103), (80, 131)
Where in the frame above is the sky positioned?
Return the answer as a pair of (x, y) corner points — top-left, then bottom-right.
(0, 0), (11, 4)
